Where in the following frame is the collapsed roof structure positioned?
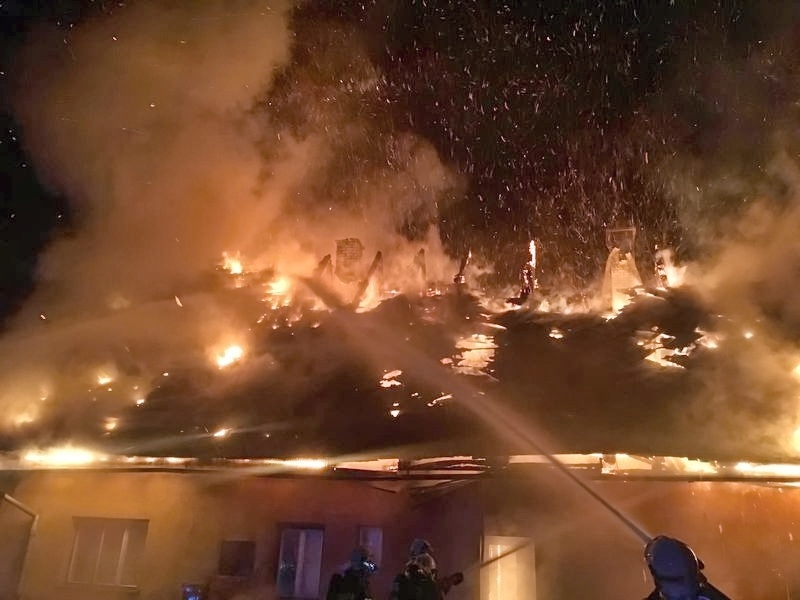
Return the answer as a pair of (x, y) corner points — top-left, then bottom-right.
(2, 232), (800, 483)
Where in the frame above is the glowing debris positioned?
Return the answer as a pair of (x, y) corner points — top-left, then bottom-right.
(103, 417), (119, 432)
(452, 333), (497, 376)
(212, 428), (230, 438)
(380, 369), (403, 388)
(548, 328), (564, 340)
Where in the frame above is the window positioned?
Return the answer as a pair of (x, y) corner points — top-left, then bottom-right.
(219, 540), (256, 577)
(358, 526), (383, 567)
(276, 527), (324, 599)
(481, 535), (535, 600)
(67, 517), (148, 587)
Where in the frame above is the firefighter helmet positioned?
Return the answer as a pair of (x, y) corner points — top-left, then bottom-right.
(409, 538), (433, 558)
(645, 536), (703, 599)
(645, 536), (700, 578)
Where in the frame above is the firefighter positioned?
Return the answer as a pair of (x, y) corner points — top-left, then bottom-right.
(391, 539), (463, 600)
(644, 536), (730, 600)
(326, 547), (375, 600)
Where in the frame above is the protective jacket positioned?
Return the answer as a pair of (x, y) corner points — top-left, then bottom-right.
(326, 568), (372, 600)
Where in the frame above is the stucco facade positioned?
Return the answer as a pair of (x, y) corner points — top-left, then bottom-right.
(5, 467), (800, 600)
(2, 471), (480, 600)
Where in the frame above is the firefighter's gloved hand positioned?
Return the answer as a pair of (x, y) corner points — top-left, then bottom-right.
(439, 572), (464, 594)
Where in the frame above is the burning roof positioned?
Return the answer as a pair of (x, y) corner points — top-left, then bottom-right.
(5, 1), (800, 475)
(2, 241), (800, 468)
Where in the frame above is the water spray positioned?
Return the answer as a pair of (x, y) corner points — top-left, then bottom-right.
(301, 276), (653, 546)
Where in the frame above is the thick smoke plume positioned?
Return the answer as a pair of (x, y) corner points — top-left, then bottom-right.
(10, 0), (459, 317)
(1, 0), (461, 430)
(656, 26), (800, 458)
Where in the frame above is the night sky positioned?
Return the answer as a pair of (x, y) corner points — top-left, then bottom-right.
(1, 0), (799, 322)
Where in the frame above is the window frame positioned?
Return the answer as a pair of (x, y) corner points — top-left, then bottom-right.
(66, 516), (148, 590)
(480, 534), (536, 600)
(275, 523), (325, 600)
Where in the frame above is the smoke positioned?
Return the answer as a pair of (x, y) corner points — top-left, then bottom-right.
(0, 0), (463, 433)
(10, 0), (460, 317)
(10, 1), (290, 313)
(647, 24), (800, 457)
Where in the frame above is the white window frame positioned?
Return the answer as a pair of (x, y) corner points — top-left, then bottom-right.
(481, 535), (536, 600)
(277, 525), (325, 599)
(67, 517), (148, 588)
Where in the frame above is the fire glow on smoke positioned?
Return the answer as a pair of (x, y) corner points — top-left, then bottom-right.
(5, 0), (800, 469)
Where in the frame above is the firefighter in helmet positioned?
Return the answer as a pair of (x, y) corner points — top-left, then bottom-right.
(644, 536), (730, 600)
(326, 547), (375, 600)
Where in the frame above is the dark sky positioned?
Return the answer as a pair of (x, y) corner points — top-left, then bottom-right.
(1, 0), (798, 321)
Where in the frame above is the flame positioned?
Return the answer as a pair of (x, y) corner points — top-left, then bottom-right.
(215, 344), (244, 369)
(213, 427), (230, 438)
(734, 462), (800, 478)
(267, 276), (291, 296)
(528, 240), (536, 270)
(277, 458), (327, 470)
(695, 328), (722, 349)
(23, 446), (104, 466)
(103, 417), (120, 432)
(221, 251), (244, 275)
(672, 457), (718, 474)
(654, 248), (686, 288)
(96, 373), (114, 386)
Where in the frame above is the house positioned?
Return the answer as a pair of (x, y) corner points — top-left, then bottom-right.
(2, 281), (800, 599)
(0, 460), (482, 600)
(3, 452), (800, 600)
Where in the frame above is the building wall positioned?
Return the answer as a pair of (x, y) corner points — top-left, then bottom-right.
(13, 466), (797, 600)
(0, 498), (34, 600)
(402, 483), (483, 600)
(482, 470), (800, 599)
(8, 471), (434, 600)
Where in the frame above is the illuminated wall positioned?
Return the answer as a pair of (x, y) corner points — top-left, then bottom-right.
(9, 468), (797, 600)
(481, 471), (800, 599)
(7, 471), (423, 600)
